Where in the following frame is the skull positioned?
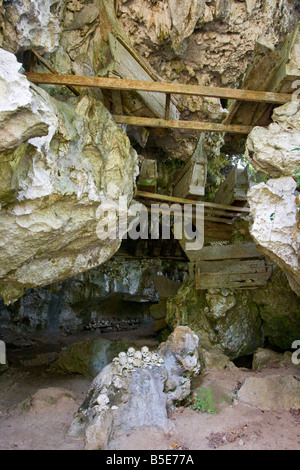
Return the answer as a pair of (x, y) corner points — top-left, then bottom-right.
(152, 353), (159, 363)
(133, 358), (143, 368)
(127, 356), (134, 365)
(141, 346), (149, 358)
(144, 353), (152, 364)
(96, 393), (109, 407)
(127, 347), (136, 357)
(120, 356), (128, 366)
(134, 351), (142, 360)
(118, 351), (127, 359)
(112, 357), (120, 365)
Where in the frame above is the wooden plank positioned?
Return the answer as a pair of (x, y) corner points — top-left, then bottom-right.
(195, 243), (263, 261)
(114, 115), (253, 135)
(196, 275), (270, 289)
(30, 49), (80, 97)
(24, 72), (293, 104)
(136, 191), (250, 213)
(109, 34), (179, 120)
(197, 259), (267, 275)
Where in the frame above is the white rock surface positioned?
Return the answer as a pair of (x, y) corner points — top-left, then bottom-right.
(0, 51), (138, 304)
(246, 101), (300, 178)
(0, 0), (62, 53)
(248, 177), (300, 295)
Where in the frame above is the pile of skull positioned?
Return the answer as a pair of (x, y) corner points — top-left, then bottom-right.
(112, 346), (164, 375)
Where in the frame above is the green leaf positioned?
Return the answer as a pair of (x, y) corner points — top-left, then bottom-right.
(270, 213), (275, 221)
(292, 148), (300, 151)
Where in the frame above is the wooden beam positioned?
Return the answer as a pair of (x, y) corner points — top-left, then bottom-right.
(25, 72), (293, 104)
(114, 115), (252, 134)
(30, 50), (80, 97)
(135, 190), (250, 213)
(194, 243), (263, 261)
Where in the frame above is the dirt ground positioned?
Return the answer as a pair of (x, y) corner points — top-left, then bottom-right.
(0, 330), (299, 451)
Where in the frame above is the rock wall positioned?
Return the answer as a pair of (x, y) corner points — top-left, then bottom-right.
(0, 258), (188, 335)
(247, 102), (300, 295)
(166, 266), (300, 358)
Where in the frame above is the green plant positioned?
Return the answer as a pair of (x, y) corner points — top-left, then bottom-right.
(270, 212), (275, 221)
(187, 396), (215, 415)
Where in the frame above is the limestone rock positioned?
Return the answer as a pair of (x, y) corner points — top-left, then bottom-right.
(201, 349), (237, 371)
(248, 177), (300, 295)
(252, 348), (292, 370)
(166, 281), (263, 360)
(52, 338), (134, 377)
(251, 267), (300, 350)
(69, 326), (200, 450)
(0, 49), (54, 152)
(238, 374), (300, 410)
(0, 0), (63, 54)
(0, 51), (138, 303)
(246, 102), (300, 178)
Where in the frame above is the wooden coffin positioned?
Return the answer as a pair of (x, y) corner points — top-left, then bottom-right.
(172, 160), (207, 199)
(214, 166), (249, 207)
(137, 159), (158, 193)
(108, 34), (180, 120)
(195, 243), (272, 289)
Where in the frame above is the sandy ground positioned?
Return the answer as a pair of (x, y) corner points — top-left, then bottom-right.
(0, 330), (299, 451)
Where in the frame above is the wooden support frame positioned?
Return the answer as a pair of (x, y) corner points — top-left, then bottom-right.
(114, 115), (252, 134)
(135, 190), (250, 214)
(25, 72), (292, 104)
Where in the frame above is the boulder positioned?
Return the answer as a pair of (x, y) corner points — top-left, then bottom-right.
(0, 51), (138, 304)
(238, 374), (300, 410)
(166, 281), (263, 360)
(69, 326), (200, 450)
(248, 177), (300, 296)
(252, 348), (292, 370)
(246, 102), (300, 178)
(52, 338), (133, 377)
(200, 349), (236, 371)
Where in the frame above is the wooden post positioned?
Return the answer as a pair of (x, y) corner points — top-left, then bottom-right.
(165, 93), (171, 120)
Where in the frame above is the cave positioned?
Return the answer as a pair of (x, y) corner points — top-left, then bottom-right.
(0, 0), (300, 452)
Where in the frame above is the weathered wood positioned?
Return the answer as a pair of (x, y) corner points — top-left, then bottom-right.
(172, 160), (207, 199)
(137, 159), (157, 193)
(197, 259), (267, 274)
(196, 273), (271, 289)
(30, 49), (80, 96)
(196, 258), (272, 289)
(136, 191), (250, 213)
(224, 23), (300, 127)
(114, 115), (253, 134)
(195, 243), (263, 261)
(214, 166), (249, 206)
(165, 93), (171, 120)
(24, 72), (293, 104)
(109, 34), (179, 120)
